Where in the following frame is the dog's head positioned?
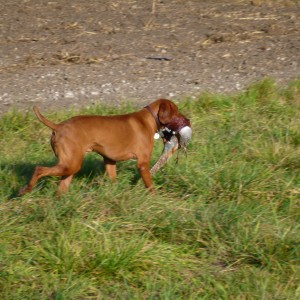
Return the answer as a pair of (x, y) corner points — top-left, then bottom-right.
(148, 99), (192, 174)
(157, 99), (192, 148)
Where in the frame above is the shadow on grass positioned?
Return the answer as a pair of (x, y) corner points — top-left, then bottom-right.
(5, 153), (141, 199)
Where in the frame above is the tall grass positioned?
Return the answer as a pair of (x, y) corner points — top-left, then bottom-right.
(1, 78), (300, 299)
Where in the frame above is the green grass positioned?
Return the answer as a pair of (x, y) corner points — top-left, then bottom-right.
(1, 78), (300, 299)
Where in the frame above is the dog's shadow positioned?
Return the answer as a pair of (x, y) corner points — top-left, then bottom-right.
(6, 153), (141, 199)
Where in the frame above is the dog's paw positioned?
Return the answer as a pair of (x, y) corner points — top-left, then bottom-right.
(18, 186), (30, 196)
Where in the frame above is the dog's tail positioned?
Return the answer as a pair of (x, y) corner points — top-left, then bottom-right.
(33, 106), (60, 131)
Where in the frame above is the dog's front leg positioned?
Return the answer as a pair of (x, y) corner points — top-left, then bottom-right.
(137, 161), (154, 192)
(103, 157), (117, 180)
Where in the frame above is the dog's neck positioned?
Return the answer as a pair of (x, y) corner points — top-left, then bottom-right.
(144, 105), (161, 131)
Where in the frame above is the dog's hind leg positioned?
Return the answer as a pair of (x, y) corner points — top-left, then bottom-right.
(19, 141), (84, 195)
(57, 174), (74, 196)
(19, 162), (81, 195)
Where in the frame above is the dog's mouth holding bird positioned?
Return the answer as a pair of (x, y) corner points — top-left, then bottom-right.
(151, 116), (192, 175)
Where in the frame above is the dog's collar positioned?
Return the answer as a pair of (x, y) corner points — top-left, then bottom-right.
(144, 105), (161, 131)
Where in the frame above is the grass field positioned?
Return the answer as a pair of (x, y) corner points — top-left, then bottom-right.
(1, 78), (300, 299)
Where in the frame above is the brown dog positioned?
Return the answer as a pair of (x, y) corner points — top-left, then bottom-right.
(19, 99), (191, 195)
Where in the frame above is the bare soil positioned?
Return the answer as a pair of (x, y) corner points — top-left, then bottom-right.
(0, 0), (299, 115)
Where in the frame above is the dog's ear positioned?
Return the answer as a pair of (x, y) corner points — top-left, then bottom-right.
(158, 102), (178, 125)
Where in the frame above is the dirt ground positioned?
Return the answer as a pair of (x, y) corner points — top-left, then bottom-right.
(0, 0), (299, 115)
